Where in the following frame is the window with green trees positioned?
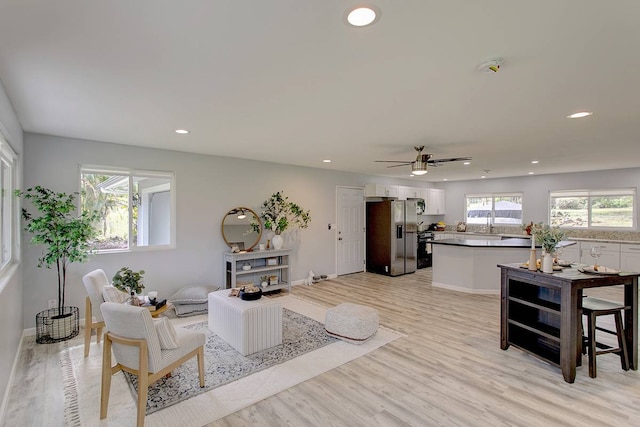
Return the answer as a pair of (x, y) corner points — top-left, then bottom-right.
(550, 189), (635, 229)
(80, 167), (174, 251)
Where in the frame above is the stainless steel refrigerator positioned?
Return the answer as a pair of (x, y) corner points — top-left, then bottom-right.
(366, 200), (418, 276)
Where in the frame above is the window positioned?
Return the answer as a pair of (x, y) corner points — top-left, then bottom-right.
(0, 134), (16, 271)
(550, 189), (635, 229)
(80, 167), (175, 251)
(465, 193), (523, 225)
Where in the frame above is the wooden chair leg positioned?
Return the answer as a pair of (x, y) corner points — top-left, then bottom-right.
(588, 312), (597, 378)
(100, 335), (113, 419)
(96, 326), (103, 343)
(197, 346), (205, 388)
(614, 312), (630, 371)
(84, 297), (92, 358)
(137, 341), (149, 427)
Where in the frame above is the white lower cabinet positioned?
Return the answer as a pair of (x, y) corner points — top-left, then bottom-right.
(620, 244), (640, 273)
(579, 242), (620, 270)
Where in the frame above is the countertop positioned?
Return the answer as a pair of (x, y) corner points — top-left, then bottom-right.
(434, 231), (640, 245)
(431, 238), (576, 248)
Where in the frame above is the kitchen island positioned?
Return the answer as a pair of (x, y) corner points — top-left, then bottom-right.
(430, 237), (575, 294)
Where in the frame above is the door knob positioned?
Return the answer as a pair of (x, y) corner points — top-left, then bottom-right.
(338, 237), (343, 241)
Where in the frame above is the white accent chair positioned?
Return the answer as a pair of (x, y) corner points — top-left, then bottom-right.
(100, 302), (206, 427)
(82, 269), (109, 357)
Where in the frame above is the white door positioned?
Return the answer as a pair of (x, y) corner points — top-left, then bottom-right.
(337, 187), (365, 275)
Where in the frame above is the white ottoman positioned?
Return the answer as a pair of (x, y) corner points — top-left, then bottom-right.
(325, 303), (379, 344)
(208, 289), (282, 356)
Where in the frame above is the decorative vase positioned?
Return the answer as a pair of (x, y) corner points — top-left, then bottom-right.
(272, 234), (284, 250)
(542, 252), (554, 273)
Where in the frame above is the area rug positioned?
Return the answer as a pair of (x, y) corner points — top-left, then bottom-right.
(64, 295), (403, 427)
(124, 308), (338, 414)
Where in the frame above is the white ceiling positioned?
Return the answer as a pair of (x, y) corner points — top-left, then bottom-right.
(1, 1), (639, 182)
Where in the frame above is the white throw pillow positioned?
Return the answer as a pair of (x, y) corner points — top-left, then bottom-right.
(102, 286), (129, 304)
(153, 317), (179, 350)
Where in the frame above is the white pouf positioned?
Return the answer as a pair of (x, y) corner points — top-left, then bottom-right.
(208, 289), (282, 356)
(325, 303), (379, 344)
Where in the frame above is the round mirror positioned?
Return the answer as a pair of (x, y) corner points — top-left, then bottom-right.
(221, 207), (262, 251)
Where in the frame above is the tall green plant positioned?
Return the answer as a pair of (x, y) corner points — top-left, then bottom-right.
(16, 186), (100, 313)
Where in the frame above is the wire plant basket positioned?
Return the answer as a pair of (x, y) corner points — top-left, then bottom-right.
(35, 306), (80, 344)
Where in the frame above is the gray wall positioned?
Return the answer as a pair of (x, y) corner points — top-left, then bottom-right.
(441, 169), (640, 226)
(0, 78), (23, 419)
(21, 133), (421, 328)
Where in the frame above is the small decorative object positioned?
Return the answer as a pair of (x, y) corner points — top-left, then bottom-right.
(112, 267), (146, 295)
(305, 269), (315, 285)
(542, 251), (554, 274)
(239, 284), (262, 300)
(242, 263), (251, 271)
(269, 275), (278, 286)
(231, 245), (240, 253)
(456, 221), (466, 232)
(272, 234), (284, 250)
(259, 275), (269, 288)
(435, 221), (446, 231)
(251, 191), (311, 249)
(521, 221), (534, 235)
(259, 243), (266, 251)
(266, 257), (278, 266)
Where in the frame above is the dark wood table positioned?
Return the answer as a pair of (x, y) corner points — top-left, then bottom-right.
(498, 263), (638, 383)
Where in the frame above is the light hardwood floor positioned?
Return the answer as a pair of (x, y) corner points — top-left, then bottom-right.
(4, 268), (639, 426)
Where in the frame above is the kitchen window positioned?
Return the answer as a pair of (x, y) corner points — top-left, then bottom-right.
(465, 193), (523, 225)
(80, 166), (175, 252)
(550, 189), (636, 229)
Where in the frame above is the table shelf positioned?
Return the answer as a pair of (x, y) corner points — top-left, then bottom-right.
(224, 249), (291, 293)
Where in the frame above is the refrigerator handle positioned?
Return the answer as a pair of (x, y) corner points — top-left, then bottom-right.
(397, 224), (403, 239)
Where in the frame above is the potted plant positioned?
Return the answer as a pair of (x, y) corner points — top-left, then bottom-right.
(532, 223), (566, 273)
(112, 267), (145, 295)
(251, 191), (311, 249)
(16, 186), (100, 342)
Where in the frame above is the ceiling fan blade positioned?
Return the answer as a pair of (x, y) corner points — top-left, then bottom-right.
(427, 157), (472, 164)
(386, 163), (412, 169)
(374, 160), (413, 164)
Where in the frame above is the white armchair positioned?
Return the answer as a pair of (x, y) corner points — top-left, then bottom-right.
(82, 269), (109, 357)
(99, 302), (205, 427)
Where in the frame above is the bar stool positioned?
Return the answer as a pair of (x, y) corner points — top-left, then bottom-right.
(582, 296), (630, 378)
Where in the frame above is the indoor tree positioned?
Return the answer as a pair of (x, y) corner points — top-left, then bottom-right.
(16, 186), (100, 314)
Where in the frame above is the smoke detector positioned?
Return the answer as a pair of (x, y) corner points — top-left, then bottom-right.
(478, 57), (503, 73)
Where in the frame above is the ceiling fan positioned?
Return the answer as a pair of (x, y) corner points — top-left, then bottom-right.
(375, 146), (472, 175)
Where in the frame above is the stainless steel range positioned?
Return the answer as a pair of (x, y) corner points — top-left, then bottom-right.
(417, 231), (434, 269)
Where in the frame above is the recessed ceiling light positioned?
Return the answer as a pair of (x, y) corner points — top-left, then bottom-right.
(443, 178), (448, 181)
(531, 160), (539, 164)
(481, 175), (486, 179)
(463, 161), (471, 165)
(322, 159), (332, 163)
(175, 129), (189, 134)
(529, 172), (535, 175)
(346, 6), (379, 27)
(567, 111), (593, 119)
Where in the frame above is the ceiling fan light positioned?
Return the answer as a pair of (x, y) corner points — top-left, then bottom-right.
(412, 162), (428, 175)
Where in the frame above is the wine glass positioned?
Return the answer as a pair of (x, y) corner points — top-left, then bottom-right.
(590, 246), (601, 270)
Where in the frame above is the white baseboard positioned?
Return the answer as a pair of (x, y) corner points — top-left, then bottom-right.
(0, 329), (26, 425)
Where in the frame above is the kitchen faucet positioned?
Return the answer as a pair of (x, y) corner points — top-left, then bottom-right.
(486, 212), (493, 234)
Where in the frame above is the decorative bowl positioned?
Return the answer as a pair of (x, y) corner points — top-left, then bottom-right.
(240, 288), (262, 301)
(241, 264), (251, 271)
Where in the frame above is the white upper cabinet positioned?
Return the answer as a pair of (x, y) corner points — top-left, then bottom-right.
(398, 186), (426, 200)
(365, 184), (399, 198)
(425, 188), (445, 215)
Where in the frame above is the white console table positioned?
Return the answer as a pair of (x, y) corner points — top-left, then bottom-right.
(224, 249), (291, 293)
